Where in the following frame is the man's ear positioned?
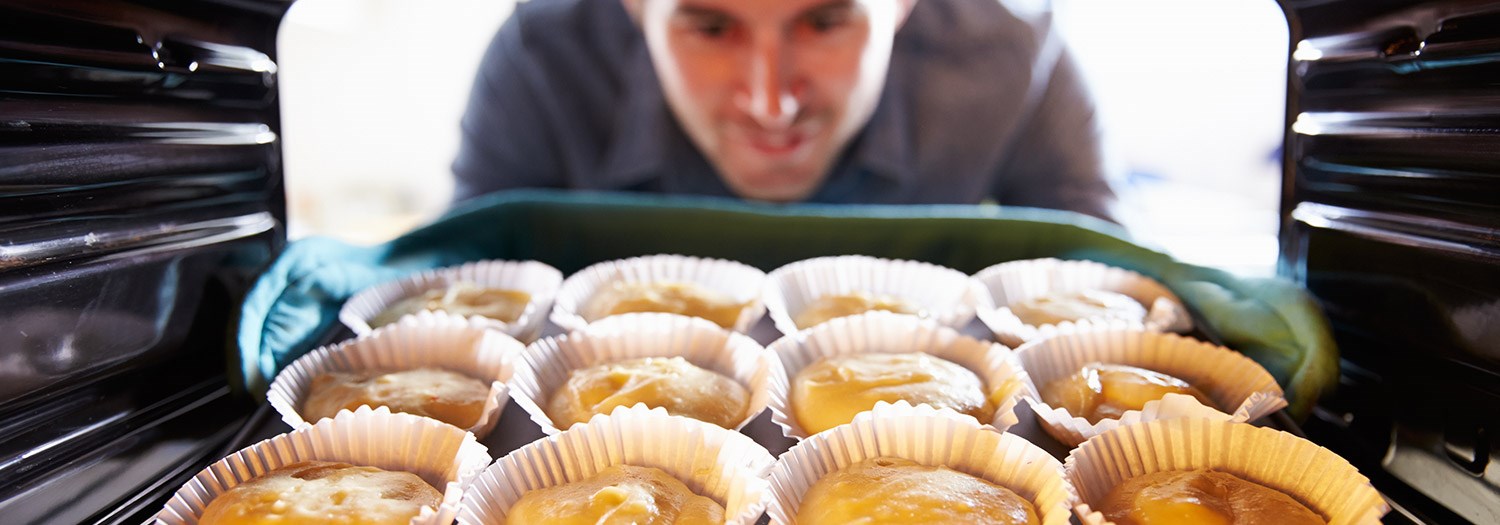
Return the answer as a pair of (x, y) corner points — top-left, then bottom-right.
(621, 0), (645, 24)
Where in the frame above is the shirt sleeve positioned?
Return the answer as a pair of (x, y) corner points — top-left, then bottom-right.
(450, 15), (562, 204)
(992, 44), (1119, 223)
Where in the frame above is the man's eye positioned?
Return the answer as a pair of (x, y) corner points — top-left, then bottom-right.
(802, 8), (852, 33)
(690, 16), (734, 39)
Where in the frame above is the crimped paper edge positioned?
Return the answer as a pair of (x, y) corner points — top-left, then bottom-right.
(1065, 418), (1389, 525)
(456, 405), (774, 525)
(767, 401), (1076, 525)
(152, 406), (491, 525)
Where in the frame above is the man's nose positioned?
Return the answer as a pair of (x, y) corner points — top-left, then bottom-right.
(744, 39), (799, 129)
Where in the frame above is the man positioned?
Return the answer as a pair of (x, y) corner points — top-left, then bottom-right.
(453, 0), (1116, 221)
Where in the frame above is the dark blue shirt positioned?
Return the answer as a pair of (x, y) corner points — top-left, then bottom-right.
(453, 0), (1116, 221)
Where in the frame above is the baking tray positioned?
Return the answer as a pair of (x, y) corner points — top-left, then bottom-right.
(224, 189), (1339, 521)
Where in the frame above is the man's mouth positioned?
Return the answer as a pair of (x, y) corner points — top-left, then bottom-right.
(742, 126), (811, 157)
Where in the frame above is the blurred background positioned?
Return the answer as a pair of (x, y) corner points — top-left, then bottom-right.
(277, 0), (1288, 276)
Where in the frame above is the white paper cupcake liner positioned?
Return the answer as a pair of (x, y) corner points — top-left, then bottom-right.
(762, 254), (991, 335)
(1016, 329), (1287, 446)
(550, 254), (768, 333)
(973, 258), (1191, 347)
(766, 310), (1028, 439)
(268, 310), (523, 438)
(456, 405), (775, 525)
(767, 401), (1076, 525)
(1067, 418), (1388, 524)
(153, 406), (492, 525)
(511, 312), (773, 434)
(340, 259), (563, 342)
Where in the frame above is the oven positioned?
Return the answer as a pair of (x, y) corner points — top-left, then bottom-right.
(1, 0), (1496, 523)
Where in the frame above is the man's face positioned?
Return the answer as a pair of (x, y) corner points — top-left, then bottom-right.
(634, 0), (914, 201)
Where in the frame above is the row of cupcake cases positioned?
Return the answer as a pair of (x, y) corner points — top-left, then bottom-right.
(154, 402), (1388, 524)
(336, 254), (1194, 348)
(161, 253), (1375, 523)
(265, 306), (1285, 448)
(240, 310), (1324, 520)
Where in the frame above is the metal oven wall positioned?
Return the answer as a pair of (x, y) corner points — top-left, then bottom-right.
(1279, 1), (1500, 523)
(0, 1), (291, 522)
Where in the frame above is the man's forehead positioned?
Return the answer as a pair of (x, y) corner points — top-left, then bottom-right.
(665, 0), (858, 21)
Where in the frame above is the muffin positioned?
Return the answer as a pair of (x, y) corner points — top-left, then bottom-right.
(302, 367), (492, 429)
(457, 405), (774, 525)
(1039, 363), (1216, 424)
(798, 457), (1040, 524)
(199, 461), (441, 525)
(550, 255), (767, 333)
(267, 311), (518, 437)
(340, 260), (562, 342)
(545, 356), (750, 429)
(505, 464), (725, 525)
(369, 284), (531, 328)
(973, 258), (1191, 346)
(767, 311), (1027, 439)
(767, 402), (1075, 525)
(763, 255), (987, 336)
(1067, 419), (1388, 525)
(510, 313), (771, 435)
(1016, 330), (1286, 446)
(156, 407), (492, 525)
(1098, 469), (1324, 525)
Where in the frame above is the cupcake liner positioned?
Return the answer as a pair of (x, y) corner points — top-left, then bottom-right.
(268, 311), (522, 438)
(456, 405), (775, 525)
(1016, 329), (1287, 446)
(766, 310), (1028, 439)
(762, 254), (990, 335)
(767, 401), (1076, 525)
(153, 406), (492, 525)
(973, 258), (1191, 347)
(1066, 418), (1388, 524)
(550, 254), (768, 333)
(511, 312), (774, 434)
(340, 259), (563, 342)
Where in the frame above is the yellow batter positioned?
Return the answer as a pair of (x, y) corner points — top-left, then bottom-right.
(506, 464), (725, 525)
(797, 457), (1040, 524)
(303, 368), (490, 429)
(200, 461), (441, 525)
(370, 283), (530, 328)
(546, 357), (749, 429)
(1040, 363), (1215, 423)
(1010, 289), (1145, 327)
(793, 292), (923, 329)
(792, 352), (1009, 435)
(583, 281), (748, 329)
(1100, 469), (1326, 525)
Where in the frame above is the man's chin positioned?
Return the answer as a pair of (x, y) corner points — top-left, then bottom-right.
(720, 170), (824, 203)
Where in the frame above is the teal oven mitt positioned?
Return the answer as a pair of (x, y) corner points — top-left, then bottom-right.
(237, 189), (1337, 419)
